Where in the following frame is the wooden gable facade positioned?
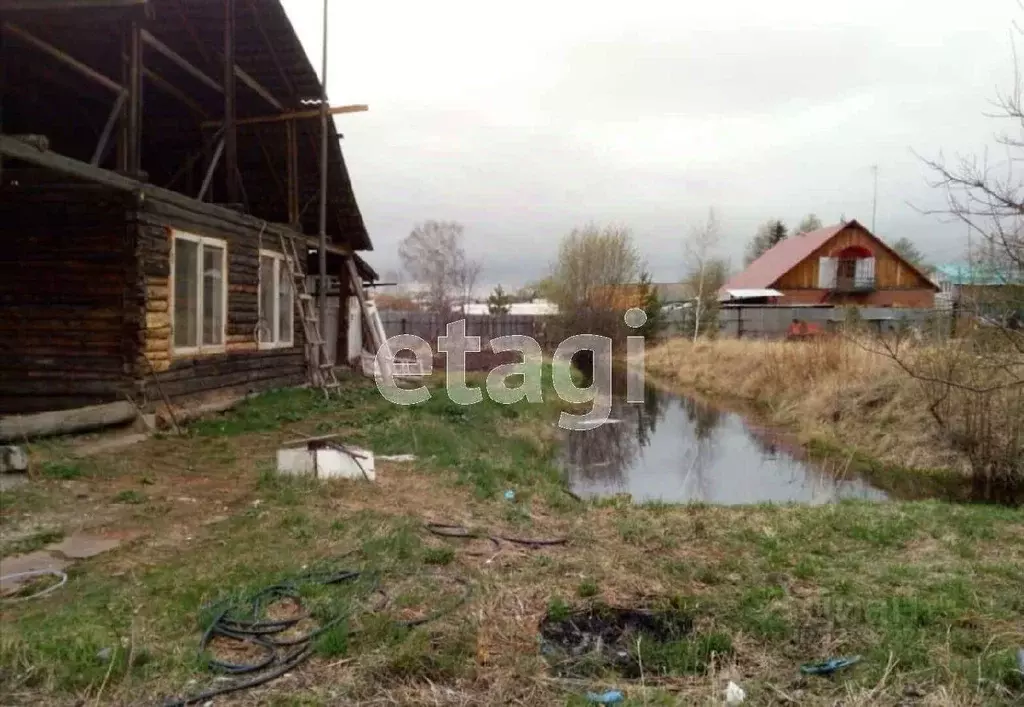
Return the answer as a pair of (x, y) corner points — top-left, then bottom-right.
(772, 222), (937, 307)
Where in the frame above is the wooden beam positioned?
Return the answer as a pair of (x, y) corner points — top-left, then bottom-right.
(0, 401), (137, 444)
(1, 27), (7, 184)
(91, 92), (127, 166)
(253, 128), (286, 209)
(163, 125), (224, 190)
(2, 22), (120, 94)
(0, 134), (317, 245)
(223, 0), (238, 203)
(286, 119), (298, 225)
(127, 19), (142, 174)
(200, 104), (368, 129)
(141, 26), (280, 114)
(140, 29), (221, 94)
(234, 65), (282, 111)
(1, 0), (146, 9)
(199, 137), (224, 201)
(117, 20), (128, 171)
(247, 0), (296, 102)
(0, 133), (141, 191)
(337, 256), (351, 364)
(171, 0), (213, 70)
(305, 236), (351, 256)
(140, 65), (207, 118)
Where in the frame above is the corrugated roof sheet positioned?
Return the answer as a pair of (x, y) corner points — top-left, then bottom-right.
(721, 223), (848, 290)
(933, 263), (1024, 286)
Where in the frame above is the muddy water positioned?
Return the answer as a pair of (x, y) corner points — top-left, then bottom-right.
(560, 385), (888, 505)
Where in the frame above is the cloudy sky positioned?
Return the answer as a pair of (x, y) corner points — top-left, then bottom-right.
(282, 0), (1019, 290)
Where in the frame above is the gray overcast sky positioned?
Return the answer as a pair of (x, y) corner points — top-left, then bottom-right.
(282, 0), (1018, 289)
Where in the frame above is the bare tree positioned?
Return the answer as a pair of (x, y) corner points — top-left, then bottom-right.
(683, 257), (729, 339)
(547, 223), (643, 343)
(548, 224), (642, 312)
(684, 209), (721, 341)
(867, 23), (1024, 495)
(398, 220), (482, 316)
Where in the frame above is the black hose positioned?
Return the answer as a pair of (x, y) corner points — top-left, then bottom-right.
(162, 566), (469, 706)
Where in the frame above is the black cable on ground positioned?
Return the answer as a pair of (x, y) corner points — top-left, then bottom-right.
(161, 566), (470, 707)
(424, 522), (568, 548)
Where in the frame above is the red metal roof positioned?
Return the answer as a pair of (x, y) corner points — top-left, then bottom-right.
(722, 222), (850, 290)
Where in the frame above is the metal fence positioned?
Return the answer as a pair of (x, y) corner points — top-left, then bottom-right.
(378, 311), (549, 346)
(716, 306), (950, 339)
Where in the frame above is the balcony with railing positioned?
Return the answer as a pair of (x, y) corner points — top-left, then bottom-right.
(833, 272), (876, 292)
(818, 249), (876, 293)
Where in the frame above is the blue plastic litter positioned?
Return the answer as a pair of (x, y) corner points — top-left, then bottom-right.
(503, 489), (516, 501)
(801, 656), (862, 675)
(585, 690), (624, 704)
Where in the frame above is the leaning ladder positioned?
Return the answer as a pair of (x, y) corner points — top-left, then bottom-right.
(278, 233), (341, 397)
(345, 258), (398, 380)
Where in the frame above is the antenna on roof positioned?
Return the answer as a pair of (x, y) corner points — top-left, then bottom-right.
(870, 164), (879, 232)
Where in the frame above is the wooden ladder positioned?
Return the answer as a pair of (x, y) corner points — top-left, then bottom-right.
(278, 233), (341, 397)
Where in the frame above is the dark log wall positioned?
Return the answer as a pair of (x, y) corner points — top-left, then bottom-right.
(0, 187), (134, 414)
(132, 197), (306, 404)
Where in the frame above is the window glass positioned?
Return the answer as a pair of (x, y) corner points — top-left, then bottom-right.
(259, 255), (275, 343)
(278, 259), (293, 344)
(174, 239), (199, 348)
(203, 245), (225, 346)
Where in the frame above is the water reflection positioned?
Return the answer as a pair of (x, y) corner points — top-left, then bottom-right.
(561, 384), (887, 505)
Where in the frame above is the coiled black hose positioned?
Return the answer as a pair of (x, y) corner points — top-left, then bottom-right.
(162, 566), (469, 706)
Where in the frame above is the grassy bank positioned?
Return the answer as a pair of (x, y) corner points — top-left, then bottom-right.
(646, 337), (972, 480)
(1, 370), (1023, 705)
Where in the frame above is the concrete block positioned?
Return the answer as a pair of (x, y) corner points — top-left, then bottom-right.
(0, 445), (28, 473)
(276, 445), (375, 481)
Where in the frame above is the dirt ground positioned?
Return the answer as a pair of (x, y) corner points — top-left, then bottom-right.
(1, 379), (1022, 706)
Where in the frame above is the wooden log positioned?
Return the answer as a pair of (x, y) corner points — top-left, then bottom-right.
(0, 401), (137, 442)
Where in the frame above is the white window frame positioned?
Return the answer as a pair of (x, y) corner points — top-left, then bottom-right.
(258, 249), (295, 349)
(170, 231), (228, 356)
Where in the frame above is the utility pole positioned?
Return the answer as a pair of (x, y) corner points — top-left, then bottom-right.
(224, 0), (237, 202)
(318, 0), (330, 348)
(870, 164), (878, 233)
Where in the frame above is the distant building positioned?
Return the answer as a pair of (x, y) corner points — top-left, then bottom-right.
(461, 299), (558, 316)
(933, 262), (1024, 323)
(720, 219), (938, 307)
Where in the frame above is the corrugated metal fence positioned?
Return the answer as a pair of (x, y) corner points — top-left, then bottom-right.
(378, 311), (548, 345)
(717, 306), (950, 339)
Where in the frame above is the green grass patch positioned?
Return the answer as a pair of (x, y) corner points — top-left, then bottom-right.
(113, 490), (147, 505)
(39, 460), (87, 480)
(422, 546), (455, 566)
(1, 527), (64, 557)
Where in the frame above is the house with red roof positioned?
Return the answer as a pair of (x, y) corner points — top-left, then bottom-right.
(720, 220), (938, 308)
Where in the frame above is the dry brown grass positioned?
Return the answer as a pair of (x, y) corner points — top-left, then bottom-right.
(646, 336), (967, 473)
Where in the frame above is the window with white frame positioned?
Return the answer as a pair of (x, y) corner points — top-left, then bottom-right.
(258, 250), (294, 347)
(172, 232), (227, 353)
